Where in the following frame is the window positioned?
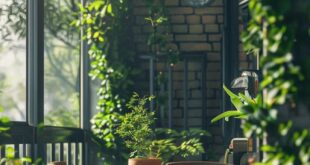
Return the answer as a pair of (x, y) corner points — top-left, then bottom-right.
(43, 0), (81, 127)
(0, 0), (27, 121)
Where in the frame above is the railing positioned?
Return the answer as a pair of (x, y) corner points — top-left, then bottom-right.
(0, 124), (87, 165)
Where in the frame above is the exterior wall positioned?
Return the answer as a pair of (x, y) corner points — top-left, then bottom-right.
(131, 0), (225, 160)
(239, 1), (255, 70)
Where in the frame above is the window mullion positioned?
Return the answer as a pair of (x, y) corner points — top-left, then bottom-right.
(27, 0), (39, 126)
(80, 0), (90, 130)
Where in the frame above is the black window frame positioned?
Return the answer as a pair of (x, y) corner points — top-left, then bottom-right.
(1, 0), (91, 164)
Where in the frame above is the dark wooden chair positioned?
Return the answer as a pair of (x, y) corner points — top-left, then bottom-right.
(166, 161), (227, 165)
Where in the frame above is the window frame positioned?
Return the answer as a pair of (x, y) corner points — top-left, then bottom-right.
(24, 0), (90, 129)
(1, 0), (90, 163)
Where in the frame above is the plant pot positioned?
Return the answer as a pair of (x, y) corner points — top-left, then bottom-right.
(128, 158), (162, 165)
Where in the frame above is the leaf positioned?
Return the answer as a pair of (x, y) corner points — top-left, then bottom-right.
(238, 93), (255, 105)
(211, 110), (244, 123)
(223, 85), (243, 110)
(93, 31), (100, 38)
(107, 4), (112, 14)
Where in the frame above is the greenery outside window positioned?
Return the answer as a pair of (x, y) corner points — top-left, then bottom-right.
(43, 0), (81, 128)
(0, 0), (27, 122)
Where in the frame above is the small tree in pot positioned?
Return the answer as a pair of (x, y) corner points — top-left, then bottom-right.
(116, 93), (208, 165)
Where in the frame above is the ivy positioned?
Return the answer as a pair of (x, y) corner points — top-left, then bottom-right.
(73, 0), (181, 163)
(73, 0), (177, 163)
(144, 0), (180, 64)
(73, 0), (135, 164)
(240, 0), (310, 164)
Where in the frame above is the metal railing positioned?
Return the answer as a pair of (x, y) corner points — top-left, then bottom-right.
(0, 124), (87, 165)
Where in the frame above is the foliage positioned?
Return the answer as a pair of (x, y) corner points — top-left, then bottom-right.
(0, 0), (27, 121)
(116, 93), (155, 158)
(144, 0), (179, 64)
(0, 106), (10, 136)
(213, 0), (310, 164)
(116, 93), (208, 163)
(238, 0), (310, 164)
(43, 0), (81, 127)
(0, 147), (31, 165)
(211, 85), (252, 123)
(0, 146), (43, 165)
(0, 108), (41, 165)
(72, 0), (138, 163)
(0, 0), (26, 40)
(143, 0), (180, 127)
(155, 128), (210, 162)
(72, 0), (180, 163)
(1, 0), (81, 126)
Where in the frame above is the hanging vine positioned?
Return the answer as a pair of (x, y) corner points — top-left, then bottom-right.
(240, 0), (310, 164)
(73, 0), (178, 163)
(73, 0), (136, 163)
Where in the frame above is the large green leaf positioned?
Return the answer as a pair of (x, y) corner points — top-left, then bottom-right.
(211, 110), (244, 123)
(223, 85), (243, 110)
(238, 93), (256, 105)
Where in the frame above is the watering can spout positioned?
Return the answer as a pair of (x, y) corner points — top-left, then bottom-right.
(231, 76), (248, 89)
(230, 70), (259, 98)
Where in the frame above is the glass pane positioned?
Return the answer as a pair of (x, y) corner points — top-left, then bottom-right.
(0, 0), (27, 121)
(44, 0), (80, 127)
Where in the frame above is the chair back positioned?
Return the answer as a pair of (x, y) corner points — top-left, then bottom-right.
(47, 161), (66, 165)
(166, 161), (226, 165)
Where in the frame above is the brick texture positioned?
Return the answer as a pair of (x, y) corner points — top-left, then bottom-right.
(186, 15), (201, 24)
(175, 34), (207, 41)
(131, 0), (226, 160)
(165, 0), (179, 6)
(189, 25), (204, 33)
(180, 43), (211, 51)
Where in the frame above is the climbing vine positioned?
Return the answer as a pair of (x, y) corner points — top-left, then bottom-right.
(73, 0), (136, 164)
(73, 0), (178, 163)
(241, 0), (310, 164)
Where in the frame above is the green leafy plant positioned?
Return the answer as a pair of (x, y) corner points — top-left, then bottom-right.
(0, 147), (31, 165)
(72, 0), (181, 163)
(155, 128), (210, 162)
(211, 85), (252, 123)
(221, 0), (310, 164)
(0, 106), (10, 136)
(0, 146), (43, 165)
(0, 107), (42, 165)
(144, 0), (180, 64)
(72, 0), (138, 163)
(116, 93), (208, 163)
(116, 93), (155, 158)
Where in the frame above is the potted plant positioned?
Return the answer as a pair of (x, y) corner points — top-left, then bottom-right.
(116, 93), (208, 165)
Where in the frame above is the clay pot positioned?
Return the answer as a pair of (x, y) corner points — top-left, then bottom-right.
(128, 158), (162, 165)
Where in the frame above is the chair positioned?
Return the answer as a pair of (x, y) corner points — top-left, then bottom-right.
(166, 161), (226, 165)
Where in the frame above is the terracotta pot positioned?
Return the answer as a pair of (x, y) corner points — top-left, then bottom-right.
(128, 158), (162, 165)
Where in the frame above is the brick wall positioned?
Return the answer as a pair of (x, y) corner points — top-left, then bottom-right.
(131, 0), (225, 159)
(239, 1), (255, 70)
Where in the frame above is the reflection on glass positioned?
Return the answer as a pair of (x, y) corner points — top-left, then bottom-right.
(0, 0), (27, 121)
(44, 0), (80, 127)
